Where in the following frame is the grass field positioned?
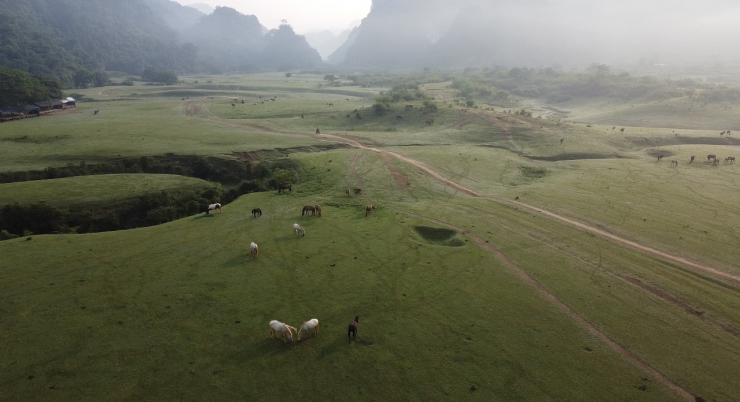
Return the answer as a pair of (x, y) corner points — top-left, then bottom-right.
(1, 73), (740, 401)
(0, 174), (212, 207)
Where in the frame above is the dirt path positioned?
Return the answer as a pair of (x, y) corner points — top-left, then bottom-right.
(345, 159), (698, 400)
(320, 132), (740, 287)
(189, 104), (735, 286)
(379, 152), (410, 189)
(390, 208), (697, 400)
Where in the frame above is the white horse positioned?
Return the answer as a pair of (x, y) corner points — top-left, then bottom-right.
(298, 318), (319, 341)
(293, 223), (305, 237)
(269, 320), (297, 342)
(206, 203), (222, 214)
(250, 242), (258, 258)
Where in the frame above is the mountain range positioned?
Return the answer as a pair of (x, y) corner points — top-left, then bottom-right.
(3, 0), (738, 87)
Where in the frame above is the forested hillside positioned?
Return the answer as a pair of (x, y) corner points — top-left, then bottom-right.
(0, 0), (322, 86)
(0, 0), (199, 85)
(182, 7), (321, 72)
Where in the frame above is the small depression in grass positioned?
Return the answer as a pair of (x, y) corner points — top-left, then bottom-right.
(413, 226), (465, 247)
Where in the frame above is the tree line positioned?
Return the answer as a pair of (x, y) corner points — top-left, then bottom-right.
(0, 155), (301, 239)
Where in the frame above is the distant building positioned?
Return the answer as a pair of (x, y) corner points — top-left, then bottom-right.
(32, 100), (64, 111)
(62, 97), (76, 108)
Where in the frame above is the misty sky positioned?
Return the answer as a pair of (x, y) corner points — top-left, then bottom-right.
(175, 0), (371, 33)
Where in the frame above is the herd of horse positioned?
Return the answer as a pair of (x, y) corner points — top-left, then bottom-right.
(657, 154), (735, 166)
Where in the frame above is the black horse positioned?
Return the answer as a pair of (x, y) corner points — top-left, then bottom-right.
(278, 183), (292, 194)
(348, 316), (359, 343)
(252, 208), (262, 217)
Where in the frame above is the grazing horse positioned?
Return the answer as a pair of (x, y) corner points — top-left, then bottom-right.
(354, 188), (363, 196)
(206, 203), (222, 214)
(298, 319), (319, 341)
(345, 188), (351, 197)
(278, 183), (292, 194)
(365, 205), (372, 217)
(269, 320), (297, 342)
(690, 155), (695, 163)
(726, 156), (735, 163)
(620, 128), (625, 133)
(671, 160), (678, 166)
(657, 154), (663, 162)
(250, 242), (259, 259)
(252, 208), (262, 217)
(293, 223), (305, 237)
(315, 204), (322, 217)
(348, 316), (359, 343)
(302, 205), (315, 216)
(707, 154), (717, 162)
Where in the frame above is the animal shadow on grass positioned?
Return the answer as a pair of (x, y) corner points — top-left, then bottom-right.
(223, 255), (252, 268)
(191, 214), (215, 221)
(317, 336), (376, 359)
(236, 338), (295, 362)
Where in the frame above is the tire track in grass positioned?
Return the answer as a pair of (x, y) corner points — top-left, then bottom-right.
(336, 132), (712, 401)
(385, 208), (697, 401)
(320, 133), (740, 287)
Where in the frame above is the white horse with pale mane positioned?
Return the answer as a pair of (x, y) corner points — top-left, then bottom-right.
(293, 223), (305, 237)
(269, 320), (297, 342)
(250, 242), (258, 258)
(298, 318), (319, 341)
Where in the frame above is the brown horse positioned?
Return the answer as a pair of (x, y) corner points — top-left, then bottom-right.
(365, 205), (372, 217)
(348, 316), (359, 343)
(302, 205), (315, 216)
(657, 154), (663, 162)
(345, 188), (350, 197)
(671, 160), (678, 166)
(252, 208), (262, 217)
(707, 154), (717, 162)
(278, 183), (292, 194)
(315, 204), (322, 217)
(690, 155), (695, 163)
(354, 188), (363, 196)
(726, 156), (735, 163)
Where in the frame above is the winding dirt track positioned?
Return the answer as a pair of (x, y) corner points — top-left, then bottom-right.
(395, 208), (696, 401)
(320, 133), (740, 287)
(346, 149), (697, 400)
(184, 103), (727, 399)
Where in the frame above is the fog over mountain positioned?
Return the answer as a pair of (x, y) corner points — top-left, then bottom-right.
(187, 3), (214, 15)
(337, 0), (740, 68)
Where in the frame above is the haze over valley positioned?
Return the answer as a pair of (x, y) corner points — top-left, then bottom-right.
(2, 1), (740, 401)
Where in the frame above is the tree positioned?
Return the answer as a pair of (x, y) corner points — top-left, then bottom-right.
(285, 73), (292, 79)
(272, 168), (294, 184)
(0, 68), (62, 108)
(373, 96), (392, 115)
(142, 68), (178, 85)
(324, 74), (337, 82)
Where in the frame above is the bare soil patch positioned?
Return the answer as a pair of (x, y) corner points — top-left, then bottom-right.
(379, 152), (410, 190)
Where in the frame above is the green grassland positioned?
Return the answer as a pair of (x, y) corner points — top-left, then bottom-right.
(2, 73), (740, 401)
(0, 174), (212, 207)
